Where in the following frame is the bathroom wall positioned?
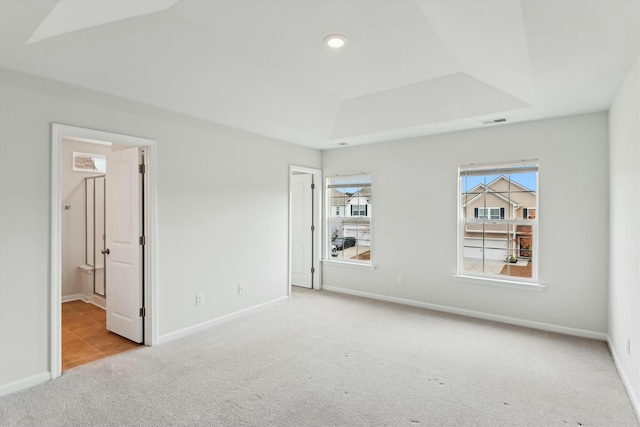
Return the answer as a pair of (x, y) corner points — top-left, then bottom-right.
(61, 139), (110, 301)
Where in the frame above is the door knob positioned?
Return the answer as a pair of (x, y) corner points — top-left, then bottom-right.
(101, 248), (110, 255)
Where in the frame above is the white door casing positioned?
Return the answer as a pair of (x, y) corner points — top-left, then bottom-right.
(291, 173), (313, 288)
(106, 147), (143, 343)
(51, 123), (156, 381)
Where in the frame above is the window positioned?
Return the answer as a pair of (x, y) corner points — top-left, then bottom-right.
(351, 205), (367, 216)
(328, 174), (372, 263)
(73, 152), (106, 173)
(459, 160), (538, 281)
(476, 207), (503, 220)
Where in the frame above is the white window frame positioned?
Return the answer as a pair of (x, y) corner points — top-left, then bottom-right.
(456, 160), (540, 286)
(325, 174), (372, 266)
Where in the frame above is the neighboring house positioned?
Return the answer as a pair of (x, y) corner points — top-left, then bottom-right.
(330, 187), (372, 246)
(462, 176), (536, 261)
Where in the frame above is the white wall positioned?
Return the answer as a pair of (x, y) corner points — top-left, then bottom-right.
(61, 139), (110, 299)
(0, 69), (320, 390)
(322, 112), (609, 335)
(609, 56), (640, 415)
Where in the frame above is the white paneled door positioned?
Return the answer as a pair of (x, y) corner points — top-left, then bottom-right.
(291, 173), (313, 288)
(105, 147), (143, 343)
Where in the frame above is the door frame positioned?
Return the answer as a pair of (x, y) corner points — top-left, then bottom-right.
(50, 123), (158, 379)
(288, 165), (322, 296)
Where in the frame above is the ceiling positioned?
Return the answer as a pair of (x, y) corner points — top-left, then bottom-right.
(0, 0), (638, 149)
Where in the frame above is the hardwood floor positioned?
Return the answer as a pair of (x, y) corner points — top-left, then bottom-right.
(62, 300), (140, 371)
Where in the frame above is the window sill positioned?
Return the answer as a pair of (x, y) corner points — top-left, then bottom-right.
(322, 259), (376, 270)
(451, 274), (545, 292)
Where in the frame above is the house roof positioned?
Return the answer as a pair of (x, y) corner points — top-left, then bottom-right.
(331, 187), (371, 206)
(0, 1), (637, 149)
(462, 176), (534, 208)
(346, 188), (371, 204)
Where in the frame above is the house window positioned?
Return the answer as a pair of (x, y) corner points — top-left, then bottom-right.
(476, 207), (503, 220)
(459, 160), (538, 282)
(351, 205), (367, 216)
(328, 174), (372, 263)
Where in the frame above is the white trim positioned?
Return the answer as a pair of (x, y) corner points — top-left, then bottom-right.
(60, 294), (107, 309)
(158, 296), (288, 344)
(0, 372), (51, 397)
(451, 274), (545, 291)
(288, 165), (323, 294)
(321, 259), (376, 270)
(608, 336), (640, 422)
(61, 294), (89, 303)
(90, 294), (106, 310)
(51, 123), (158, 381)
(322, 286), (605, 340)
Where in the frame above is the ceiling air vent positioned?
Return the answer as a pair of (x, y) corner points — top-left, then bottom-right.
(482, 118), (509, 125)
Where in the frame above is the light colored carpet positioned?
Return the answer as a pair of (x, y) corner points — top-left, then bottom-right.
(1, 288), (637, 426)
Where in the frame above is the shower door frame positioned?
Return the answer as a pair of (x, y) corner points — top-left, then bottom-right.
(85, 175), (107, 297)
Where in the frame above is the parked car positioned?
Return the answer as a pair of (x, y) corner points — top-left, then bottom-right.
(332, 237), (356, 251)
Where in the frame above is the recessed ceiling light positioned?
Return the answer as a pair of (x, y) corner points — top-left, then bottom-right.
(324, 34), (347, 49)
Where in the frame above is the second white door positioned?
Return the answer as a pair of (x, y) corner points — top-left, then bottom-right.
(291, 173), (313, 288)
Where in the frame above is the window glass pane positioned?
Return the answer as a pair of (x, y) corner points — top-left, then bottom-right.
(328, 175), (371, 263)
(459, 161), (538, 281)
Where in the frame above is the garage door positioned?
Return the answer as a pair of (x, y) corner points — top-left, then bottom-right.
(463, 238), (509, 261)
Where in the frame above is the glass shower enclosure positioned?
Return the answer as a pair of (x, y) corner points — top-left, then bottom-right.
(85, 175), (106, 297)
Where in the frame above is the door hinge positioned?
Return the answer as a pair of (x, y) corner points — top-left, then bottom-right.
(139, 236), (145, 245)
(311, 225), (315, 232)
(311, 183), (315, 190)
(139, 307), (146, 317)
(311, 267), (315, 274)
(139, 164), (146, 174)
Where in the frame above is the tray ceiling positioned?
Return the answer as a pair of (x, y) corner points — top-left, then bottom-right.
(0, 0), (637, 148)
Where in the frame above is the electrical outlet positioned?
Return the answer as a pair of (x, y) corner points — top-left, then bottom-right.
(196, 293), (204, 306)
(627, 338), (631, 355)
(397, 275), (404, 285)
(238, 283), (245, 295)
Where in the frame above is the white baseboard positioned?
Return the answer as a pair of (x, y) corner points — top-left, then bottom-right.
(158, 296), (288, 344)
(90, 295), (106, 310)
(61, 294), (88, 303)
(61, 294), (106, 310)
(323, 286), (607, 341)
(0, 372), (51, 396)
(607, 336), (640, 422)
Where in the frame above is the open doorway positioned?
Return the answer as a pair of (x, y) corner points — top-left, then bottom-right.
(288, 166), (322, 295)
(51, 124), (158, 379)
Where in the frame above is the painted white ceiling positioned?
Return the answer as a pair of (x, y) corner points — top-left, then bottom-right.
(0, 0), (638, 149)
